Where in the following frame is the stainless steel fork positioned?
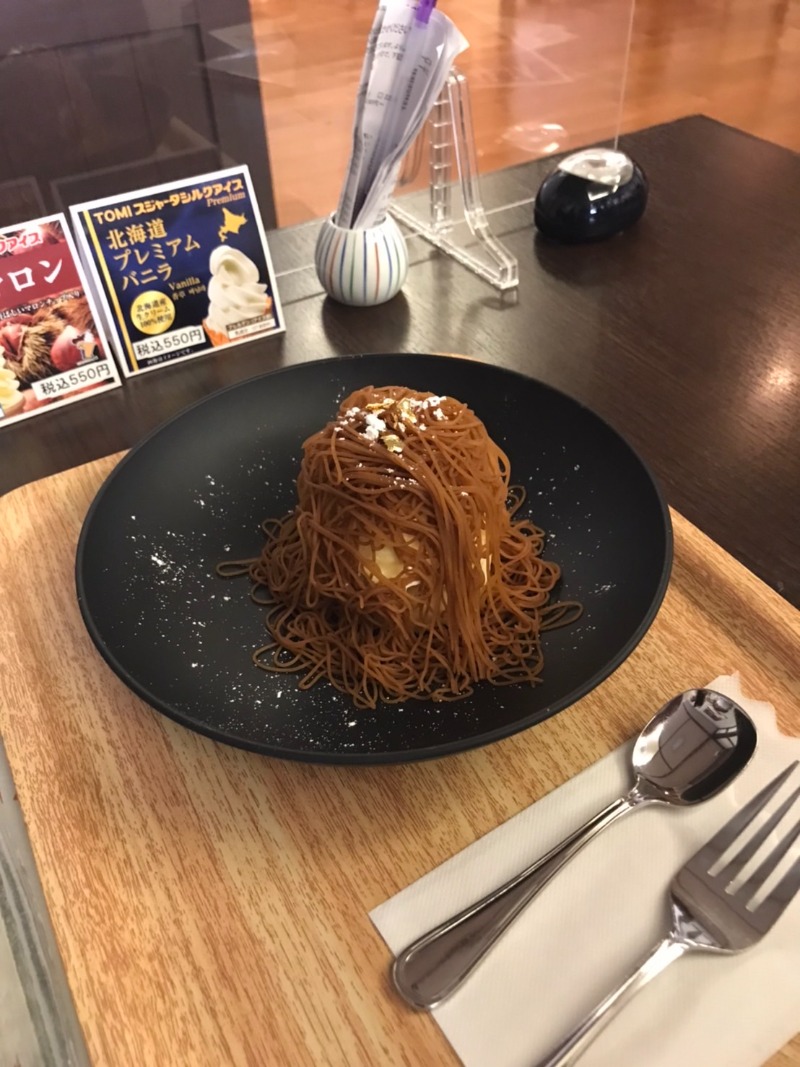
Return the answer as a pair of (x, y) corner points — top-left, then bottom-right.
(534, 760), (800, 1067)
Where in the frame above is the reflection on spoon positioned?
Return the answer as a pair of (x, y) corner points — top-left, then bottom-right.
(392, 688), (757, 1010)
(632, 688), (752, 802)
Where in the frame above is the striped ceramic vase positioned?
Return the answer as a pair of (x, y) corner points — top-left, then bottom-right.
(314, 214), (409, 306)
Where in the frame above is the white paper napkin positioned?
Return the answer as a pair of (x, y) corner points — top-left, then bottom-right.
(371, 675), (800, 1067)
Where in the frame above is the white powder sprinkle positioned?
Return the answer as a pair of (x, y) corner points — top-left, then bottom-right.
(342, 394), (448, 446)
(362, 412), (386, 440)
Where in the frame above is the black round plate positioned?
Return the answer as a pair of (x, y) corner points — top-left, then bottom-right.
(76, 354), (672, 763)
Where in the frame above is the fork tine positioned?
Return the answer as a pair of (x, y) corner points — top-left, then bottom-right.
(689, 761), (799, 875)
(739, 812), (800, 903)
(770, 851), (800, 909)
(747, 838), (800, 932)
(719, 783), (800, 883)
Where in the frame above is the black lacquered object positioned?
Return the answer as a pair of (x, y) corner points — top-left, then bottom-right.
(534, 148), (648, 243)
(76, 353), (672, 764)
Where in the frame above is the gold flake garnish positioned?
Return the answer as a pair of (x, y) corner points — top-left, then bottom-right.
(397, 397), (418, 424)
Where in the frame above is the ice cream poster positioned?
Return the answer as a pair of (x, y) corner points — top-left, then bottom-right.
(0, 214), (121, 427)
(70, 165), (283, 377)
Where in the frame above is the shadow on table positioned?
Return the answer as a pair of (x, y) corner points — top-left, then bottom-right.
(320, 292), (413, 352)
(533, 227), (650, 288)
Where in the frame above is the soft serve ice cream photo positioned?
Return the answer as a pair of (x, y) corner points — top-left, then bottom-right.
(203, 246), (274, 347)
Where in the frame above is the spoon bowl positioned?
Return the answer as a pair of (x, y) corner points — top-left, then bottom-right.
(629, 688), (757, 806)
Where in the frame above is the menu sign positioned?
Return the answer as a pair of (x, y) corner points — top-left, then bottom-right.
(0, 214), (121, 427)
(70, 166), (284, 377)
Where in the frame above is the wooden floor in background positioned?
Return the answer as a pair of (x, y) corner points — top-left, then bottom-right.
(250, 0), (799, 227)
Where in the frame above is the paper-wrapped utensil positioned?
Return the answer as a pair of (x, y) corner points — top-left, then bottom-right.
(335, 0), (468, 231)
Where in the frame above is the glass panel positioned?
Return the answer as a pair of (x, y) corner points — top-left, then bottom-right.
(0, 1), (275, 231)
(252, 0), (635, 290)
(0, 0), (635, 295)
(251, 1), (634, 222)
(2, 0), (797, 287)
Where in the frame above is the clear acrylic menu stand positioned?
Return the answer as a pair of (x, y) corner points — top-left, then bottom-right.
(389, 67), (519, 292)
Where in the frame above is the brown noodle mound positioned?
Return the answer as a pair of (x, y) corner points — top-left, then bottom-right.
(218, 386), (580, 709)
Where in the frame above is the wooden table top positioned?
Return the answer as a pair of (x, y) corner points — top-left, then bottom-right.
(2, 116), (798, 608)
(1, 452), (799, 1066)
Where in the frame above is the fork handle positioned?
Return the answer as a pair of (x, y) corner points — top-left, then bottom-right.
(532, 937), (689, 1067)
(392, 796), (634, 1008)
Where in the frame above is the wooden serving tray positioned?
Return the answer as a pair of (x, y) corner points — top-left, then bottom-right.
(2, 454), (799, 1066)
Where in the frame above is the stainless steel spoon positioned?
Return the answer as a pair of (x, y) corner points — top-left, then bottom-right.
(392, 688), (757, 1009)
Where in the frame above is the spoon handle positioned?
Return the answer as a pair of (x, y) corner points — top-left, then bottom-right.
(392, 795), (634, 1009)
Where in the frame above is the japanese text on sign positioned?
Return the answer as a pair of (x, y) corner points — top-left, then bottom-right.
(31, 360), (113, 401)
(89, 177), (247, 225)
